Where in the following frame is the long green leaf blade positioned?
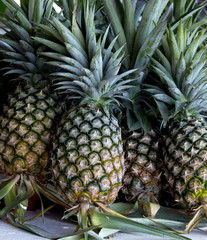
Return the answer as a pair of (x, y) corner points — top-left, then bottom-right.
(102, 0), (129, 67)
(123, 0), (135, 56)
(0, 175), (20, 201)
(89, 209), (190, 240)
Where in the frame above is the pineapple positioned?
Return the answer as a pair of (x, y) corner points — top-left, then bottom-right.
(102, 0), (168, 215)
(147, 19), (207, 229)
(121, 130), (162, 208)
(0, 0), (63, 221)
(35, 1), (135, 219)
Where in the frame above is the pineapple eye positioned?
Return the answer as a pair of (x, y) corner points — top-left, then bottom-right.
(109, 171), (118, 185)
(23, 114), (35, 125)
(89, 129), (102, 139)
(78, 145), (91, 156)
(13, 158), (26, 173)
(100, 148), (111, 161)
(102, 126), (111, 136)
(16, 142), (29, 157)
(37, 100), (48, 110)
(113, 157), (122, 170)
(66, 138), (77, 150)
(33, 140), (46, 155)
(70, 177), (84, 193)
(25, 151), (38, 166)
(42, 117), (53, 129)
(0, 128), (9, 141)
(3, 146), (14, 161)
(34, 109), (45, 120)
(73, 116), (83, 126)
(66, 164), (77, 178)
(16, 124), (29, 136)
(69, 127), (80, 138)
(57, 157), (68, 171)
(99, 176), (111, 191)
(32, 121), (45, 134)
(24, 131), (38, 145)
(15, 100), (25, 110)
(88, 152), (101, 165)
(92, 164), (104, 179)
(84, 111), (95, 121)
(90, 140), (102, 152)
(46, 107), (56, 118)
(26, 95), (36, 104)
(67, 149), (78, 162)
(81, 170), (93, 184)
(87, 183), (100, 199)
(77, 133), (89, 145)
(79, 122), (92, 133)
(103, 160), (114, 174)
(111, 132), (121, 144)
(92, 118), (103, 129)
(65, 189), (78, 203)
(110, 145), (120, 158)
(24, 103), (36, 113)
(101, 115), (110, 125)
(102, 137), (113, 148)
(41, 130), (51, 142)
(76, 157), (89, 171)
(58, 175), (68, 189)
(56, 146), (65, 158)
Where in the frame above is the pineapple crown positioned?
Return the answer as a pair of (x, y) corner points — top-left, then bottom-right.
(0, 0), (55, 86)
(101, 0), (168, 132)
(146, 19), (207, 123)
(34, 1), (136, 114)
(102, 0), (168, 79)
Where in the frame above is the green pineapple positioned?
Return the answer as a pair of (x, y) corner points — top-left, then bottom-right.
(0, 0), (63, 221)
(0, 86), (62, 179)
(52, 107), (124, 205)
(35, 0), (135, 217)
(102, 0), (168, 215)
(147, 19), (207, 230)
(121, 130), (162, 209)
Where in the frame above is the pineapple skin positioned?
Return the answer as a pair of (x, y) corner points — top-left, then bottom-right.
(52, 107), (125, 205)
(163, 117), (207, 210)
(122, 130), (162, 202)
(0, 84), (63, 181)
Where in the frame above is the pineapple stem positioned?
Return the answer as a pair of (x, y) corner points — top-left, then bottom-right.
(79, 202), (89, 240)
(95, 202), (128, 219)
(142, 202), (160, 218)
(185, 206), (205, 233)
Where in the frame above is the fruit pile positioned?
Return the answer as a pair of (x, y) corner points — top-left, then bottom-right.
(1, 0), (207, 239)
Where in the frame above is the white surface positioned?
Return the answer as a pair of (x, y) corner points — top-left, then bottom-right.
(0, 211), (207, 240)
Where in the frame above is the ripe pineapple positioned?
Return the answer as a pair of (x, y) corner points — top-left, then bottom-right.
(53, 108), (124, 205)
(147, 19), (207, 229)
(0, 0), (63, 221)
(0, 86), (62, 179)
(35, 1), (135, 214)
